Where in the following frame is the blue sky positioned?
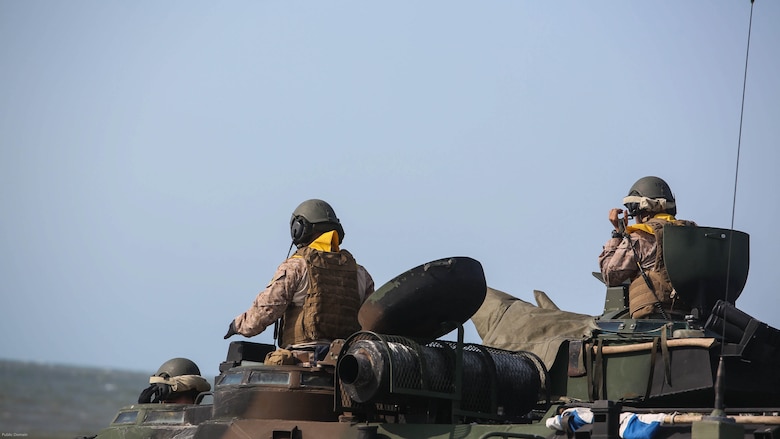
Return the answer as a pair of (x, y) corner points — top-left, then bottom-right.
(1, 1), (778, 379)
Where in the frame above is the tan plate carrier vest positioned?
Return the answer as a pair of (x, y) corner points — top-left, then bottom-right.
(628, 219), (695, 319)
(280, 247), (362, 347)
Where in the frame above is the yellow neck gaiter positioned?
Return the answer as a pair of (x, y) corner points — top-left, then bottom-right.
(292, 230), (340, 257)
(625, 213), (676, 235)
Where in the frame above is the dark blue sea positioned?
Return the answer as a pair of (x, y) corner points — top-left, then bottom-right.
(0, 359), (150, 439)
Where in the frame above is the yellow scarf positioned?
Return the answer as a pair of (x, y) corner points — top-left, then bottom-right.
(292, 230), (340, 257)
(625, 213), (676, 235)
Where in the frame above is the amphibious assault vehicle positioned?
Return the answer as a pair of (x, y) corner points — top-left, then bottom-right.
(91, 224), (780, 439)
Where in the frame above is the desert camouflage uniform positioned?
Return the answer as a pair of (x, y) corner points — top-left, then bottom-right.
(232, 251), (374, 339)
(598, 230), (657, 287)
(599, 215), (695, 318)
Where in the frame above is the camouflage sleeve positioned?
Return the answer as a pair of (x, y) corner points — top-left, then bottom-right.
(599, 235), (637, 287)
(233, 258), (307, 337)
(599, 231), (656, 287)
(357, 264), (375, 303)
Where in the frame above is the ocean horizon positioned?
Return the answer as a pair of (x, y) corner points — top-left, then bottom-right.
(0, 359), (153, 439)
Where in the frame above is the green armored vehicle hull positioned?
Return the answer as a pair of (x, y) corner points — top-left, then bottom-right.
(93, 227), (780, 439)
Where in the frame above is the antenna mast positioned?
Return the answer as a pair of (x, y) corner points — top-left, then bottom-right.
(712, 0), (756, 419)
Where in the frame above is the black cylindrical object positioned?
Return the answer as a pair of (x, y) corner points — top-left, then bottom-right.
(338, 333), (547, 419)
(705, 314), (747, 344)
(711, 300), (752, 330)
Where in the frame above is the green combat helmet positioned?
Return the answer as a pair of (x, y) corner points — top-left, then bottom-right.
(137, 357), (208, 404)
(289, 199), (345, 247)
(155, 357), (201, 379)
(623, 176), (677, 217)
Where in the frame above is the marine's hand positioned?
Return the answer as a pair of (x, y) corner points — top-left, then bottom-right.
(138, 383), (173, 404)
(138, 383), (157, 404)
(153, 383), (172, 402)
(608, 208), (627, 231)
(224, 321), (238, 339)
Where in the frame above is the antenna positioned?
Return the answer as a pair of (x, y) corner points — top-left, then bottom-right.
(729, 0), (755, 234)
(711, 0), (756, 420)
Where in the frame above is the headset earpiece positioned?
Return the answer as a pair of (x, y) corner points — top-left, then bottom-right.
(290, 215), (312, 246)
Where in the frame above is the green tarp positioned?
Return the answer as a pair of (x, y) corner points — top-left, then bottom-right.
(471, 287), (598, 369)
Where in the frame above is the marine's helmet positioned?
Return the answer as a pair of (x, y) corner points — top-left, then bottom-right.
(623, 176), (677, 218)
(154, 357), (201, 379)
(290, 199), (345, 247)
